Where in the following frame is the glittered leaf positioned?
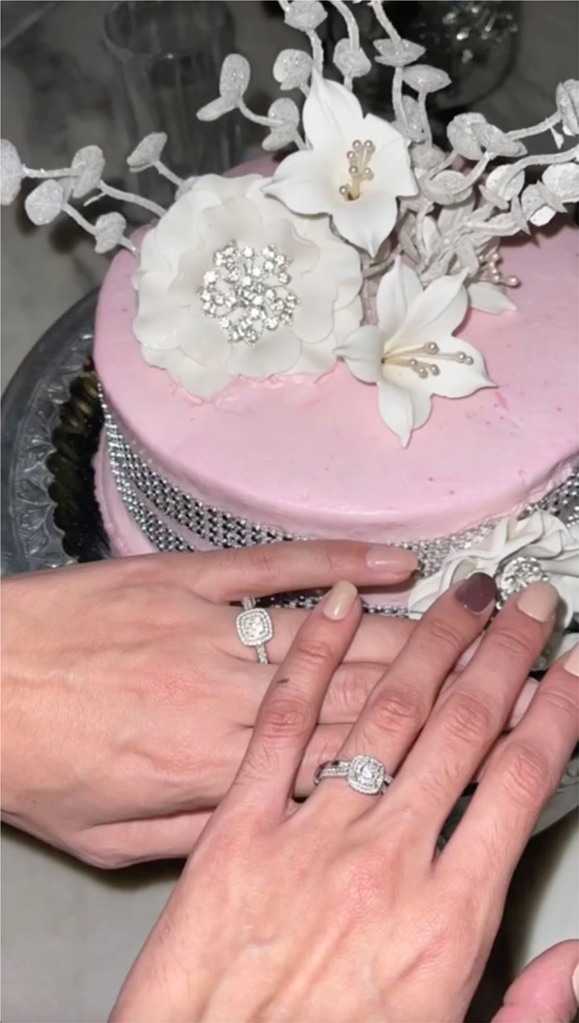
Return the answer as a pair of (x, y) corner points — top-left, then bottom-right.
(446, 113), (487, 160)
(543, 162), (579, 202)
(521, 183), (557, 226)
(485, 164), (525, 201)
(333, 39), (371, 80)
(556, 79), (579, 135)
(24, 179), (65, 225)
(456, 237), (479, 274)
(71, 145), (105, 197)
(471, 122), (526, 158)
(273, 49), (312, 90)
(402, 64), (451, 94)
(94, 212), (127, 253)
(219, 54), (250, 99)
(422, 170), (471, 205)
(411, 142), (444, 168)
(284, 0), (327, 31)
(262, 98), (300, 151)
(127, 133), (167, 171)
(0, 139), (23, 205)
(374, 38), (425, 67)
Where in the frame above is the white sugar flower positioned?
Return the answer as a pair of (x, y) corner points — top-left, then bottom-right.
(265, 73), (417, 257)
(408, 511), (579, 625)
(134, 174), (362, 398)
(337, 259), (494, 446)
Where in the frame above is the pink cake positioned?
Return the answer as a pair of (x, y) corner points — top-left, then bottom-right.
(4, 10), (578, 616)
(93, 213), (578, 610)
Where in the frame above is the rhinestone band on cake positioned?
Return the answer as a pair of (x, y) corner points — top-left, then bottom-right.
(102, 391), (579, 612)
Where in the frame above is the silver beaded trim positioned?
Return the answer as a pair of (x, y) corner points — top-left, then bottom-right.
(102, 393), (579, 614)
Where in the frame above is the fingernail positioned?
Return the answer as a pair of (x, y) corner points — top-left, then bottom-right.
(516, 581), (559, 622)
(366, 546), (417, 575)
(572, 962), (579, 1004)
(456, 573), (497, 614)
(564, 643), (579, 677)
(322, 581), (358, 621)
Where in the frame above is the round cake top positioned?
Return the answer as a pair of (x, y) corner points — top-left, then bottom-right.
(95, 220), (578, 542)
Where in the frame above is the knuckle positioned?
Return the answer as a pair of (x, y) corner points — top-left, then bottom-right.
(296, 637), (334, 675)
(442, 690), (498, 744)
(367, 685), (425, 737)
(246, 543), (282, 580)
(259, 694), (313, 742)
(334, 665), (377, 717)
(425, 615), (464, 660)
(541, 682), (579, 722)
(491, 626), (535, 663)
(498, 740), (553, 809)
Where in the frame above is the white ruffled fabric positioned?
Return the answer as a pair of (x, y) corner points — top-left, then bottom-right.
(134, 174), (363, 397)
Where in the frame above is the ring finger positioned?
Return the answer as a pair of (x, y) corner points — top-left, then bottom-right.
(310, 573), (498, 818)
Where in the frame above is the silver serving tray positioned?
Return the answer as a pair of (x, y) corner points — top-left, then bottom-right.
(1, 291), (577, 833)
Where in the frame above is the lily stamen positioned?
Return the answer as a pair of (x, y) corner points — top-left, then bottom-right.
(382, 341), (474, 379)
(339, 139), (375, 202)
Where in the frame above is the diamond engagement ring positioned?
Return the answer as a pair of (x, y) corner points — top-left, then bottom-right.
(314, 755), (394, 796)
(236, 597), (274, 664)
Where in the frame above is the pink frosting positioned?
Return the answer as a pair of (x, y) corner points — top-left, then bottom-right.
(94, 212), (579, 545)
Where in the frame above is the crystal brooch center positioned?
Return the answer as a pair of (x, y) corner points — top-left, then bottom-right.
(199, 241), (298, 345)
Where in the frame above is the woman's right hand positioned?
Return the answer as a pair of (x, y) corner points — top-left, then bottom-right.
(112, 575), (579, 1022)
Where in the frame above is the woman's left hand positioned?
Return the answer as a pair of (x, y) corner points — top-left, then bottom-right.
(111, 575), (579, 1022)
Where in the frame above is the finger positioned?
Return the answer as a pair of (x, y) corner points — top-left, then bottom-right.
(232, 582), (362, 819)
(491, 940), (578, 1023)
(437, 673), (537, 731)
(157, 541), (417, 602)
(218, 603), (415, 664)
(312, 574), (496, 817)
(394, 582), (559, 839)
(447, 642), (578, 886)
(233, 661), (385, 726)
(85, 811), (213, 867)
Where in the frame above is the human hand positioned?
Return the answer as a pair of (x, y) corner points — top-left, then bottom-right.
(493, 940), (578, 1022)
(1, 540), (416, 867)
(111, 575), (578, 1022)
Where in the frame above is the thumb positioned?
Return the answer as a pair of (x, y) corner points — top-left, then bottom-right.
(492, 940), (578, 1022)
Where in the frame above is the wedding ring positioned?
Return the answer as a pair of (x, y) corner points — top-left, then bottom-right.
(236, 597), (273, 665)
(314, 755), (394, 796)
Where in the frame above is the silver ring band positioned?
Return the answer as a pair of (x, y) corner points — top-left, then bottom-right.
(236, 597), (273, 665)
(314, 755), (394, 796)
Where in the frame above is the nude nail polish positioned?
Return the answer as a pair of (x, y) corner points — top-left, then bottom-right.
(572, 962), (579, 1004)
(366, 546), (417, 575)
(564, 643), (579, 677)
(322, 581), (358, 621)
(516, 581), (559, 622)
(456, 573), (497, 614)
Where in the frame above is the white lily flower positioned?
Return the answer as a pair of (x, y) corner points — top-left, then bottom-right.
(264, 73), (417, 257)
(337, 259), (494, 446)
(408, 511), (579, 626)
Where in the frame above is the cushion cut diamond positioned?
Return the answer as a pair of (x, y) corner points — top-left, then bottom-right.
(347, 755), (386, 795)
(237, 607), (274, 647)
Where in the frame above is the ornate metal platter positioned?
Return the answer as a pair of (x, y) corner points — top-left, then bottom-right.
(1, 291), (109, 575)
(1, 291), (577, 833)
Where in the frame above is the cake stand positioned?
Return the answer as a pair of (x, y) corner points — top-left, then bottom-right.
(1, 292), (578, 836)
